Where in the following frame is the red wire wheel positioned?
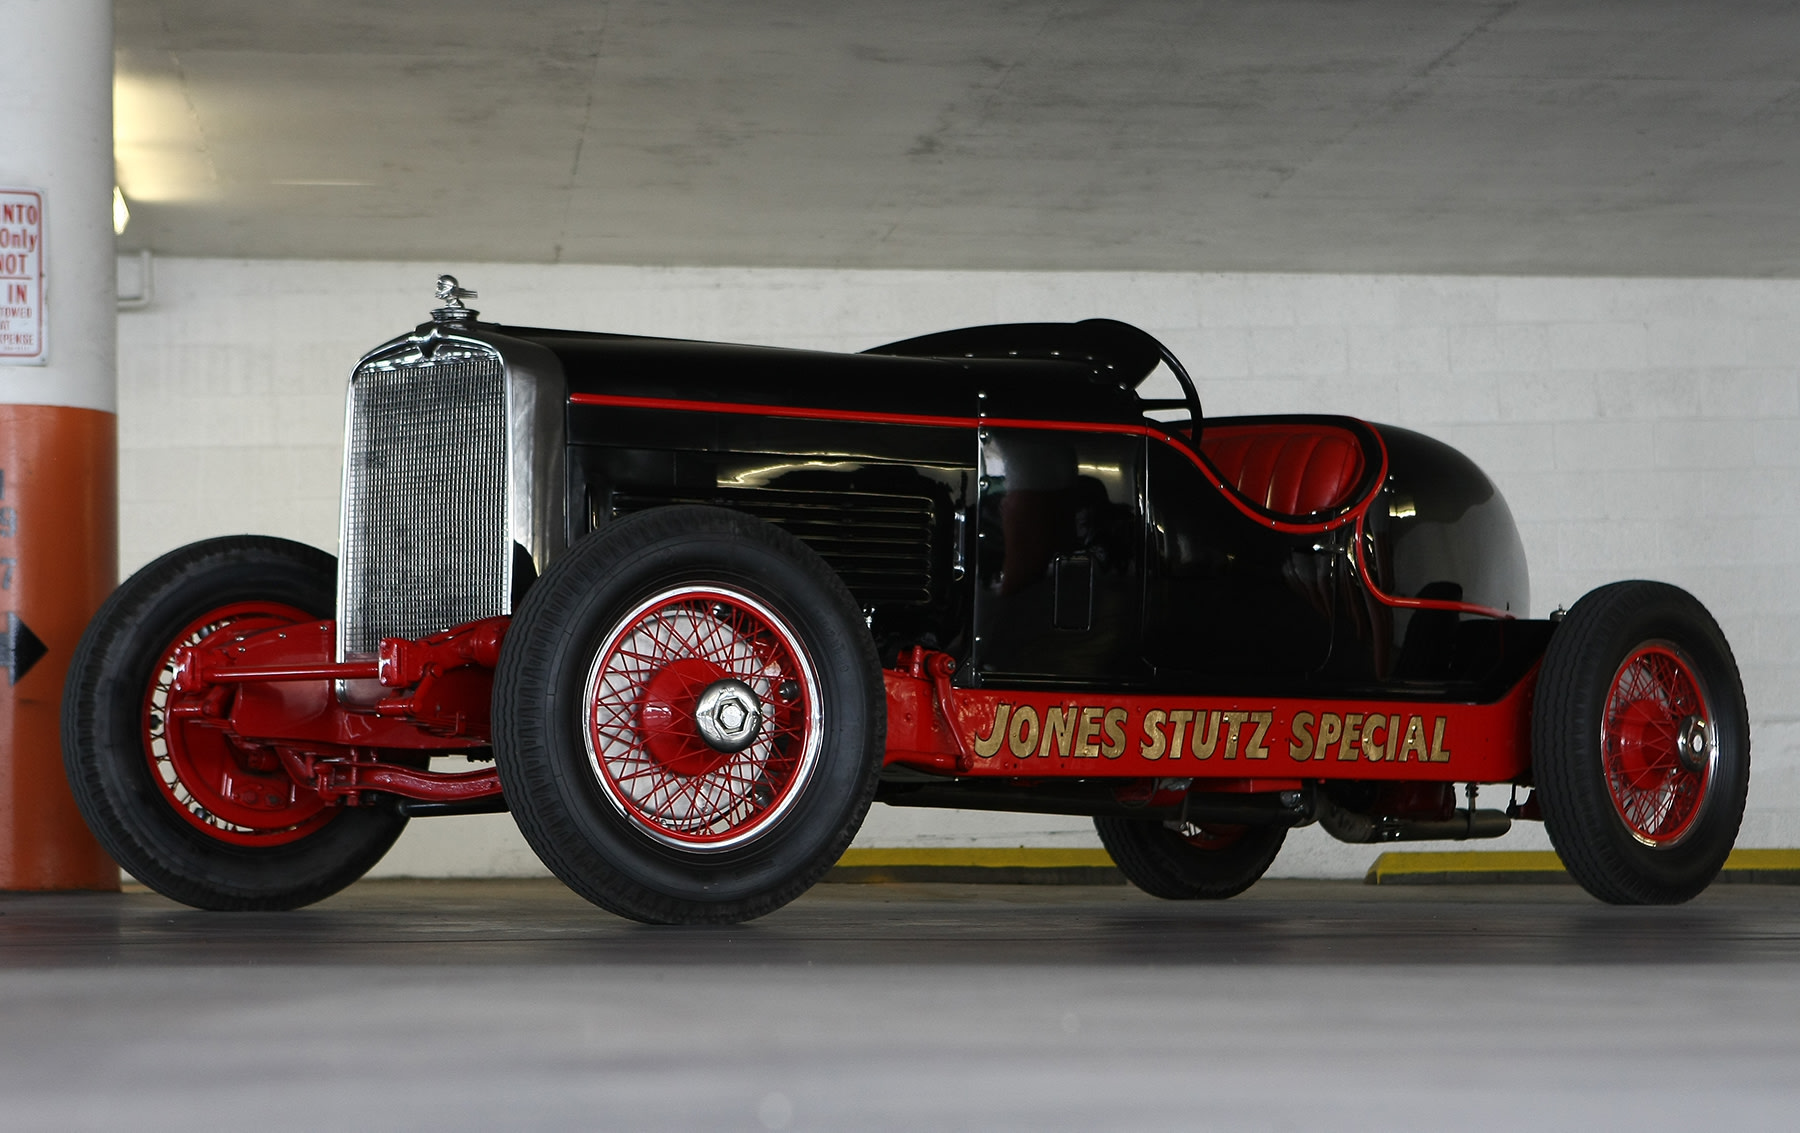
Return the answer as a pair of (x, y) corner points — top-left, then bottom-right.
(494, 506), (886, 924)
(1600, 643), (1713, 847)
(1532, 579), (1749, 905)
(582, 585), (823, 851)
(65, 535), (407, 910)
(143, 601), (336, 846)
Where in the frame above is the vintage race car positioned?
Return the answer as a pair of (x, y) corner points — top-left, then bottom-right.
(63, 276), (1749, 922)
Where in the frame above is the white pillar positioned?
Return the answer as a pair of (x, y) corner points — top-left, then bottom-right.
(0, 0), (118, 889)
(0, 0), (116, 412)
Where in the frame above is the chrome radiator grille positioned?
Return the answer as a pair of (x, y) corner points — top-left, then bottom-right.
(338, 350), (509, 657)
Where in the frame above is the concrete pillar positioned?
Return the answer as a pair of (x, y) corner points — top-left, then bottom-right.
(0, 0), (119, 889)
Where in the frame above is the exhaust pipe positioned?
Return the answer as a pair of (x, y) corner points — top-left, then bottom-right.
(1318, 796), (1511, 844)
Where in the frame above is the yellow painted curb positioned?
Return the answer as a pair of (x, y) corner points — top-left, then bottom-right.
(825, 847), (1124, 884)
(1724, 849), (1800, 870)
(1367, 848), (1800, 885)
(1368, 851), (1564, 881)
(835, 847), (1115, 869)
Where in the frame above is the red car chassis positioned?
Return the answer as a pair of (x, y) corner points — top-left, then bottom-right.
(164, 613), (1537, 831)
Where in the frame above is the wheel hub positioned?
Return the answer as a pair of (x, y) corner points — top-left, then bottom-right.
(144, 602), (337, 845)
(695, 679), (763, 753)
(1676, 714), (1709, 774)
(1614, 698), (1680, 788)
(638, 658), (733, 776)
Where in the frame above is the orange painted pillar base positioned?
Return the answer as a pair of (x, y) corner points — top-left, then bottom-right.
(0, 405), (118, 890)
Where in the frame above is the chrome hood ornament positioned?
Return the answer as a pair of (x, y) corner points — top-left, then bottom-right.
(431, 274), (479, 324)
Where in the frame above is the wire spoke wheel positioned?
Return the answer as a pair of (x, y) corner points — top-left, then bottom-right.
(1533, 580), (1748, 905)
(61, 536), (407, 910)
(1601, 644), (1713, 847)
(584, 587), (822, 850)
(495, 506), (884, 925)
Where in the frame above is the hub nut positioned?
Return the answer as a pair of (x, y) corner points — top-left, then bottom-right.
(694, 679), (763, 753)
(1676, 715), (1710, 774)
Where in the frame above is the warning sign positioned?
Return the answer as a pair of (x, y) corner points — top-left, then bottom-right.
(0, 188), (45, 365)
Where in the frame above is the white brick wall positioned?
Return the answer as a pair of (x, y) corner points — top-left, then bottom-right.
(117, 259), (1800, 878)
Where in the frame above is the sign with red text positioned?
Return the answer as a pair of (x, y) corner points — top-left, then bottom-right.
(0, 189), (45, 364)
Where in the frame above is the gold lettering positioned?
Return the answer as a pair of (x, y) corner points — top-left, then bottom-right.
(1220, 711), (1247, 759)
(1399, 715), (1428, 763)
(1074, 706), (1104, 757)
(1140, 709), (1169, 761)
(1389, 715), (1402, 760)
(1318, 713), (1346, 760)
(1007, 705), (1041, 759)
(1289, 711), (1316, 762)
(1344, 714), (1365, 761)
(1430, 716), (1452, 763)
(1245, 711), (1272, 759)
(973, 704), (1011, 759)
(1168, 709), (1194, 760)
(1361, 714), (1387, 762)
(1039, 706), (1078, 759)
(1191, 710), (1220, 759)
(1101, 708), (1128, 759)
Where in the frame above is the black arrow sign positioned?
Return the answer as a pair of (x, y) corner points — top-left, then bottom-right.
(3, 612), (46, 686)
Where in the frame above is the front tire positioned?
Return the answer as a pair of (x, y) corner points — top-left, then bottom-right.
(61, 536), (407, 910)
(494, 506), (885, 924)
(1095, 817), (1286, 899)
(1533, 580), (1749, 904)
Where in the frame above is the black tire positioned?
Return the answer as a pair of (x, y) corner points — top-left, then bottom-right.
(493, 506), (885, 925)
(1533, 580), (1749, 905)
(61, 536), (408, 910)
(1095, 817), (1286, 899)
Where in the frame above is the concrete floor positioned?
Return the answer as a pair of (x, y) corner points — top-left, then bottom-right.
(3, 879), (1799, 1131)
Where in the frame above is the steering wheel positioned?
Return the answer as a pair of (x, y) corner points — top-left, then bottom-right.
(1137, 338), (1203, 446)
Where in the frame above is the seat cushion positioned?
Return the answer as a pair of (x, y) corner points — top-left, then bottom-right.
(1199, 423), (1366, 517)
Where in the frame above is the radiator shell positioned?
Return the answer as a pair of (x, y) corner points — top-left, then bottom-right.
(335, 323), (566, 668)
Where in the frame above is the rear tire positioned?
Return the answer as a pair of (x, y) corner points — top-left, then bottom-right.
(61, 536), (407, 910)
(494, 506), (884, 925)
(1095, 816), (1286, 899)
(1533, 580), (1749, 905)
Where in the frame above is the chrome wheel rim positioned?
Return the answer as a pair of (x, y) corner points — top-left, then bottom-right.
(581, 585), (822, 851)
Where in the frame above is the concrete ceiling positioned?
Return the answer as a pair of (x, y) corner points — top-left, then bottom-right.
(113, 1), (1800, 276)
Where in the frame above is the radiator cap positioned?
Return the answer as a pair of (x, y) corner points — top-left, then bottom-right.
(430, 274), (479, 324)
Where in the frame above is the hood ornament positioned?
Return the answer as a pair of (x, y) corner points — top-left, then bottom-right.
(431, 274), (479, 324)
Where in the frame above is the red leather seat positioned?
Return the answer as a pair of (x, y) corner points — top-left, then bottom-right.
(1199, 423), (1366, 517)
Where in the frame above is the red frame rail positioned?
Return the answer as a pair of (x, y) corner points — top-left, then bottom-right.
(175, 627), (1538, 816)
(883, 648), (1537, 784)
